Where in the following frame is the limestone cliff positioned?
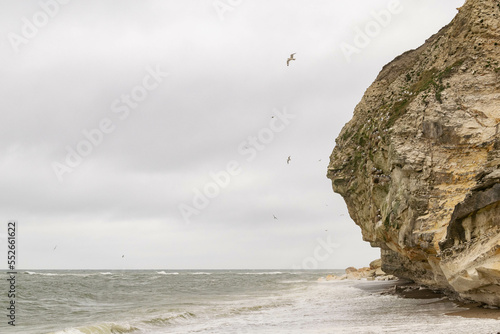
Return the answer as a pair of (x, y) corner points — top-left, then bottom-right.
(327, 0), (500, 305)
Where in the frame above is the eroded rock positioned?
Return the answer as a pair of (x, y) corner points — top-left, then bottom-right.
(319, 259), (396, 282)
(327, 0), (500, 306)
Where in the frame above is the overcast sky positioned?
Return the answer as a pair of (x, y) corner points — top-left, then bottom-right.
(0, 0), (464, 270)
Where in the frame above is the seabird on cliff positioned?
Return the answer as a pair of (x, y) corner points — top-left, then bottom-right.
(287, 53), (296, 66)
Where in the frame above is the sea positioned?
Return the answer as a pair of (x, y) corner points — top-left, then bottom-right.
(1, 270), (499, 334)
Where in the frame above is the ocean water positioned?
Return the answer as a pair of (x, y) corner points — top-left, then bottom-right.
(2, 270), (499, 334)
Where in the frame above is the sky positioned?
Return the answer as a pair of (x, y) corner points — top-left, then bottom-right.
(0, 0), (465, 270)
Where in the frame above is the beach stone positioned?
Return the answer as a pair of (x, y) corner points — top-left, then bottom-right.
(345, 267), (358, 274)
(346, 271), (362, 280)
(370, 259), (382, 270)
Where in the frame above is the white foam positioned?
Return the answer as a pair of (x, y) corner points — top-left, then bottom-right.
(157, 271), (179, 275)
(52, 322), (137, 334)
(52, 330), (85, 334)
(52, 329), (85, 334)
(279, 280), (307, 284)
(238, 271), (284, 275)
(25, 271), (95, 277)
(24, 271), (58, 276)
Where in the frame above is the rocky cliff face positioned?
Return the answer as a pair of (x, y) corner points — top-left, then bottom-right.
(327, 0), (500, 306)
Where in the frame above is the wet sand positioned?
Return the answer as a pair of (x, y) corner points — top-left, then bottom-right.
(355, 279), (500, 321)
(446, 302), (500, 320)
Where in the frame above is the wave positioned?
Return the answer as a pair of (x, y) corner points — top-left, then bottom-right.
(279, 280), (308, 284)
(191, 272), (211, 275)
(52, 322), (138, 334)
(24, 271), (59, 276)
(143, 311), (196, 326)
(157, 271), (179, 275)
(25, 272), (97, 278)
(100, 272), (112, 275)
(237, 271), (284, 275)
(51, 312), (196, 334)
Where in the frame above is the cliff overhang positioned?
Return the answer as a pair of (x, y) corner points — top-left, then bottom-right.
(328, 0), (500, 306)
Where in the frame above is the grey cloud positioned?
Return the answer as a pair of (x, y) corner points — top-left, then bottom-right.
(0, 0), (464, 269)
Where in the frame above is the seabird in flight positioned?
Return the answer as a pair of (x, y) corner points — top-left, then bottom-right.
(287, 156), (291, 164)
(287, 53), (296, 66)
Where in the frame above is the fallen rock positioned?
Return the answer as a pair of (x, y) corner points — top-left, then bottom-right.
(370, 259), (382, 270)
(319, 260), (395, 281)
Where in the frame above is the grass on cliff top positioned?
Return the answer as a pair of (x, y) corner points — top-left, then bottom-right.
(336, 60), (465, 174)
(386, 59), (465, 127)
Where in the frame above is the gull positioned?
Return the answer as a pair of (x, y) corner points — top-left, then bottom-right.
(287, 156), (291, 164)
(273, 215), (278, 220)
(287, 53), (296, 66)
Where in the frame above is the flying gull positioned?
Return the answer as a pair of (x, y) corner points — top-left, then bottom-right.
(287, 156), (291, 164)
(287, 53), (296, 66)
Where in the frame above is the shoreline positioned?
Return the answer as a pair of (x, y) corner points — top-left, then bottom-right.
(356, 279), (500, 321)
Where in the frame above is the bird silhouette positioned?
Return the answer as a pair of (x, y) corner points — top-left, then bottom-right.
(53, 245), (57, 251)
(287, 53), (296, 66)
(273, 215), (278, 220)
(287, 156), (291, 164)
(122, 255), (124, 258)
